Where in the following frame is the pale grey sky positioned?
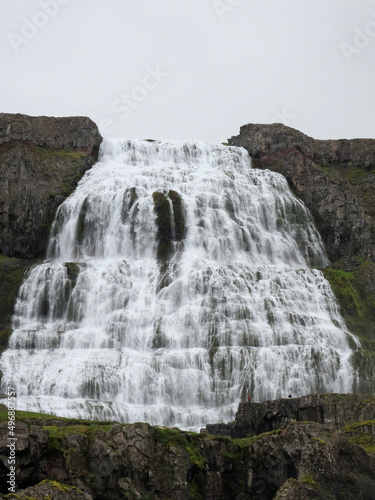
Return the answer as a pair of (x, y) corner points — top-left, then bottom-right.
(1, 0), (374, 143)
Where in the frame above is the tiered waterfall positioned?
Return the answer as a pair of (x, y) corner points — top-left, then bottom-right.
(0, 139), (359, 428)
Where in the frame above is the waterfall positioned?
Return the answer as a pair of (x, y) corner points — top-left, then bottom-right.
(0, 139), (359, 429)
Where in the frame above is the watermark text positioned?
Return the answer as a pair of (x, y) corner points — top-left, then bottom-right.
(100, 65), (169, 134)
(8, 0), (72, 53)
(213, 0), (244, 21)
(6, 387), (17, 493)
(340, 12), (375, 63)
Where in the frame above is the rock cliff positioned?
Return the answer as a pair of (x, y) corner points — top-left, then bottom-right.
(0, 113), (102, 259)
(0, 394), (374, 499)
(0, 113), (102, 363)
(228, 123), (375, 263)
(205, 393), (375, 438)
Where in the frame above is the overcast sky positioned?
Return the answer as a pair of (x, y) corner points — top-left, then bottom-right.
(1, 0), (374, 143)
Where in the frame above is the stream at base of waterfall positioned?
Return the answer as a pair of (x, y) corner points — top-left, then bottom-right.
(0, 139), (359, 429)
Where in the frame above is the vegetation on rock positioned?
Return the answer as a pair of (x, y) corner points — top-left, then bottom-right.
(0, 256), (31, 365)
(0, 395), (374, 499)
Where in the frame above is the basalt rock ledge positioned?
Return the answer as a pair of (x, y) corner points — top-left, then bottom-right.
(204, 393), (375, 438)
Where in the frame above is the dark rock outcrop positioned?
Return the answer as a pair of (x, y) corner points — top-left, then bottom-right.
(205, 393), (375, 439)
(0, 256), (30, 366)
(0, 395), (374, 500)
(0, 113), (102, 259)
(0, 479), (93, 499)
(0, 113), (101, 152)
(228, 123), (375, 263)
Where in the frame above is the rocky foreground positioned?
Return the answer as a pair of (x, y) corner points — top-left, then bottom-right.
(0, 394), (374, 499)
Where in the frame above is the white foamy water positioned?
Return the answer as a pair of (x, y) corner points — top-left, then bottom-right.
(0, 139), (358, 428)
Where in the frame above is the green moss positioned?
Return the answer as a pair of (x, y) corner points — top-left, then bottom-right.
(42, 480), (71, 492)
(33, 147), (87, 161)
(3, 494), (27, 499)
(0, 405), (114, 429)
(316, 164), (341, 180)
(340, 165), (375, 217)
(322, 268), (361, 317)
(35, 147), (93, 201)
(229, 428), (281, 448)
(34, 146), (98, 252)
(322, 258), (375, 390)
(311, 437), (326, 445)
(348, 436), (375, 455)
(301, 473), (316, 485)
(343, 420), (375, 455)
(341, 168), (368, 183)
(150, 427), (208, 499)
(151, 427), (205, 468)
(0, 256), (32, 358)
(3, 480), (87, 499)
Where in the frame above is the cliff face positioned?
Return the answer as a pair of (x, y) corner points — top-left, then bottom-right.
(228, 123), (375, 263)
(206, 393), (375, 438)
(0, 113), (102, 259)
(0, 113), (102, 363)
(229, 124), (375, 388)
(0, 394), (374, 500)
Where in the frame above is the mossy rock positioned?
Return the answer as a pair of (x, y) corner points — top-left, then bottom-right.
(342, 420), (375, 455)
(121, 187), (139, 224)
(323, 258), (375, 392)
(152, 190), (186, 263)
(168, 189), (186, 241)
(152, 317), (168, 348)
(64, 262), (81, 283)
(75, 197), (90, 248)
(323, 258), (375, 340)
(0, 255), (32, 357)
(151, 427), (206, 469)
(152, 191), (174, 262)
(2, 479), (89, 499)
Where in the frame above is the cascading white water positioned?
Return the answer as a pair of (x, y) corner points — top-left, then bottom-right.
(0, 139), (359, 429)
